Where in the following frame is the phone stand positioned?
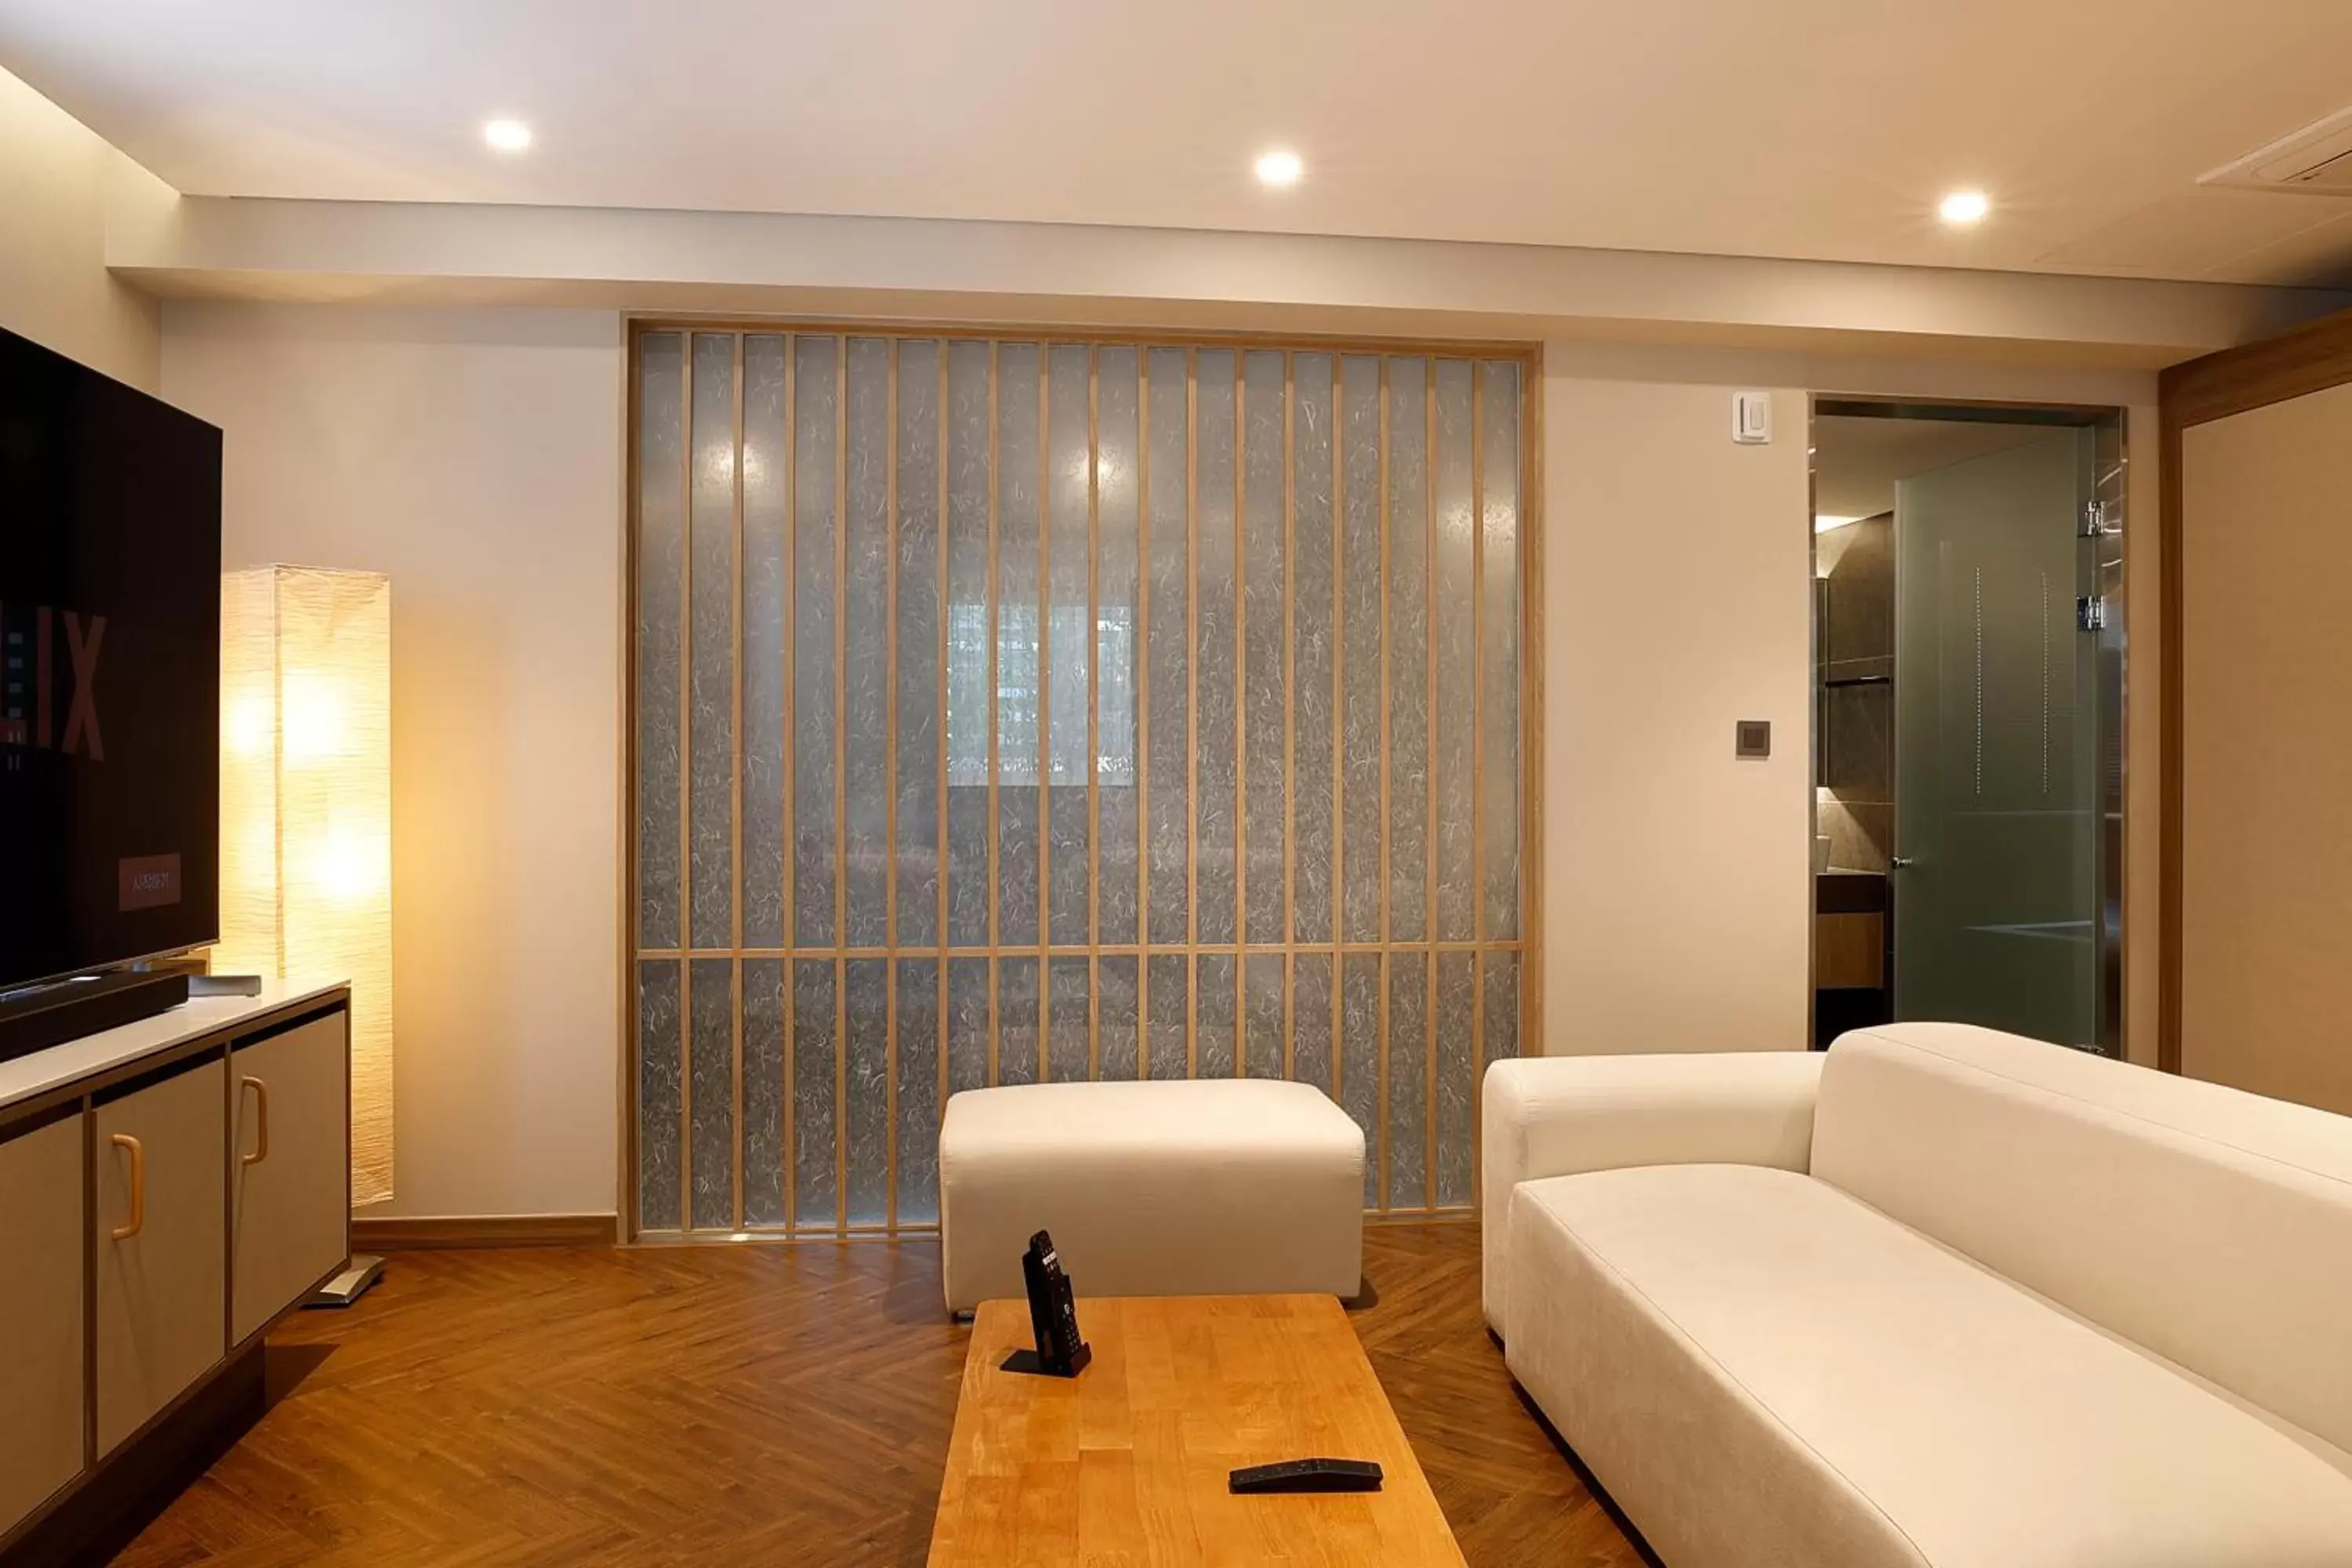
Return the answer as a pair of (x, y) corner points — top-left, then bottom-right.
(999, 1345), (1093, 1377)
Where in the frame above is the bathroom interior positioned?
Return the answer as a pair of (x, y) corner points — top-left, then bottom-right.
(1809, 401), (2125, 1054)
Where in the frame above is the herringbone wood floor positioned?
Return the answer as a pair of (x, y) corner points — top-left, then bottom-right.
(108, 1223), (1646, 1566)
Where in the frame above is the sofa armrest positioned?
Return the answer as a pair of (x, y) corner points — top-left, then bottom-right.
(1480, 1051), (1823, 1337)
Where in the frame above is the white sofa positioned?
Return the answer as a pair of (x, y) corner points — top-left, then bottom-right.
(938, 1078), (1363, 1314)
(1482, 1023), (2352, 1568)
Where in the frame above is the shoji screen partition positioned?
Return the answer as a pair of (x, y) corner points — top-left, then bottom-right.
(630, 327), (1534, 1237)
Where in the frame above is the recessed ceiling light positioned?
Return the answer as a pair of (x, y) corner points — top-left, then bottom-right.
(484, 118), (532, 153)
(1939, 190), (1990, 226)
(1254, 149), (1303, 188)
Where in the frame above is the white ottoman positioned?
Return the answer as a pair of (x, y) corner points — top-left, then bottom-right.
(938, 1078), (1365, 1314)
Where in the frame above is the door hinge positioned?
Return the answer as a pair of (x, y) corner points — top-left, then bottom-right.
(2077, 594), (2109, 632)
(2081, 501), (2120, 538)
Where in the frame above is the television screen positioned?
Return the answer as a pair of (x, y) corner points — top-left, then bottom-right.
(0, 326), (221, 992)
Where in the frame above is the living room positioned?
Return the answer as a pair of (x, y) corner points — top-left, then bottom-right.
(4, 4), (2352, 1564)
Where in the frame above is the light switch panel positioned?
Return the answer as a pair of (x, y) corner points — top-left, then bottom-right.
(1733, 391), (1773, 445)
(1735, 720), (1771, 759)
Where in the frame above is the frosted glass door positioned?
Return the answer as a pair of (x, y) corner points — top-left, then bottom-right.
(1893, 430), (2099, 1047)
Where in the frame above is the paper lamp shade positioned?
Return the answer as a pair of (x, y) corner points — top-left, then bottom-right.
(216, 566), (394, 1205)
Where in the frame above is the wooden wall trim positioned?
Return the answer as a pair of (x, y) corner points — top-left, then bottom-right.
(2158, 403), (2183, 1076)
(2156, 306), (2352, 1076)
(2159, 308), (2352, 429)
(353, 1214), (619, 1250)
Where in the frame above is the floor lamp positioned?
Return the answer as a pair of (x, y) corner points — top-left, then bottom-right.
(217, 564), (393, 1304)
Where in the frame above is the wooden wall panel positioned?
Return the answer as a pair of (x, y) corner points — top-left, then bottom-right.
(2174, 379), (2352, 1113)
(2160, 307), (2352, 1098)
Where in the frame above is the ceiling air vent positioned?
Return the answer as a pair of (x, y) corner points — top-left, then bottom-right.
(2203, 107), (2352, 196)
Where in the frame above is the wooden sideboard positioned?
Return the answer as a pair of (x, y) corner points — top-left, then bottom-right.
(0, 980), (351, 1561)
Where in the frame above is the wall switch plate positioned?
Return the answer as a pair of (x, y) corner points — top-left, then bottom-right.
(1735, 719), (1772, 759)
(1733, 391), (1773, 445)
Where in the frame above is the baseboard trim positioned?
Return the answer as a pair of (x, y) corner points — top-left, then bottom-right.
(352, 1214), (619, 1250)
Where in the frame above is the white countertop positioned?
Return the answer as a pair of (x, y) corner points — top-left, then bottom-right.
(0, 977), (348, 1114)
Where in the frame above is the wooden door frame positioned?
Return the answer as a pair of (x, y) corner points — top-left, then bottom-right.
(1807, 396), (2129, 1060)
(2156, 307), (2352, 1073)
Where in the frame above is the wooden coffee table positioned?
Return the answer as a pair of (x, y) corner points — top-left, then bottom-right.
(927, 1293), (1465, 1565)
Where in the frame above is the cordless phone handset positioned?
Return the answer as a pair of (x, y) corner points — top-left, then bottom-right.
(1014, 1229), (1091, 1377)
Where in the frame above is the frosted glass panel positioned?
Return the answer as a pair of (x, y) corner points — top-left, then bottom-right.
(637, 959), (681, 1231)
(742, 337), (788, 949)
(945, 342), (992, 947)
(1244, 951), (1283, 1080)
(844, 959), (888, 1225)
(1196, 953), (1236, 1079)
(1099, 954), (1138, 1080)
(794, 338), (840, 947)
(1480, 362), (1522, 939)
(1047, 345), (1092, 948)
(1483, 952), (1519, 1078)
(947, 957), (989, 1096)
(689, 335), (735, 951)
(1292, 354), (1335, 945)
(1387, 955), (1428, 1210)
(1047, 954), (1089, 1082)
(1145, 348), (1190, 945)
(1387, 361), (1429, 942)
(1435, 951), (1475, 1207)
(1293, 951), (1333, 1094)
(743, 956), (785, 1225)
(636, 335), (684, 952)
(690, 956), (734, 1229)
(1147, 953), (1187, 1080)
(1341, 954), (1380, 1207)
(997, 956), (1039, 1086)
(996, 345), (1043, 947)
(895, 342), (942, 946)
(1432, 360), (1476, 943)
(1097, 346), (1142, 946)
(1194, 352), (1238, 944)
(1241, 351), (1285, 946)
(793, 959), (837, 1227)
(1339, 357), (1382, 944)
(896, 958), (940, 1224)
(843, 340), (891, 946)
(633, 331), (1526, 1232)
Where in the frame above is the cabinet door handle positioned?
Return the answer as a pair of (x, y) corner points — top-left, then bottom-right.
(110, 1133), (145, 1240)
(241, 1075), (271, 1167)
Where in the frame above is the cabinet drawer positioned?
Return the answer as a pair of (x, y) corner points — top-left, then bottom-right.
(0, 1113), (85, 1537)
(94, 1058), (226, 1458)
(232, 1014), (350, 1343)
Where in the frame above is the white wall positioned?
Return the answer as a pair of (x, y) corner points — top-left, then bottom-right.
(0, 64), (170, 389)
(149, 306), (2170, 1215)
(1537, 343), (2163, 1066)
(162, 303), (624, 1221)
(1540, 376), (1814, 1052)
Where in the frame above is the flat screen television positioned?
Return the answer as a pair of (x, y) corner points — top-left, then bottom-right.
(0, 325), (221, 993)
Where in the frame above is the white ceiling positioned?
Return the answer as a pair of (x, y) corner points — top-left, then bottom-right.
(8, 0), (2352, 287)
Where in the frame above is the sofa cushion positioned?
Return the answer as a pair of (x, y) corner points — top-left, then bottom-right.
(1813, 1023), (2352, 1456)
(937, 1079), (1364, 1312)
(1479, 1051), (1820, 1335)
(1506, 1163), (2352, 1568)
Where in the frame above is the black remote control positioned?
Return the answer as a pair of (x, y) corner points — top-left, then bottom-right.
(1228, 1458), (1385, 1495)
